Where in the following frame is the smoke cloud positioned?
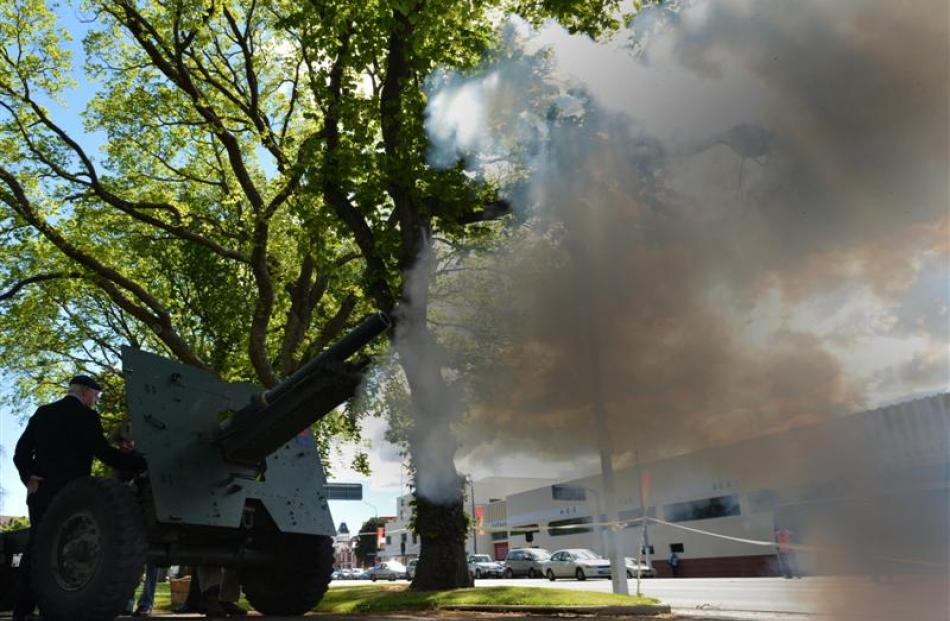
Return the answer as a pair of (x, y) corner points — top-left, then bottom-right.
(424, 0), (947, 464)
(415, 0), (948, 615)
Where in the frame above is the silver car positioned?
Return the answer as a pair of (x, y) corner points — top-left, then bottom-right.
(366, 560), (407, 581)
(624, 557), (655, 578)
(406, 558), (418, 579)
(468, 554), (505, 579)
(543, 548), (612, 581)
(503, 548), (552, 578)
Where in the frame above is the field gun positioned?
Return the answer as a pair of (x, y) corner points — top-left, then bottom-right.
(21, 312), (390, 621)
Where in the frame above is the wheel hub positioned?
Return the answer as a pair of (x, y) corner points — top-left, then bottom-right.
(52, 512), (101, 591)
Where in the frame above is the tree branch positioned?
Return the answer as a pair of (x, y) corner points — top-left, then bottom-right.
(318, 30), (395, 311)
(0, 165), (207, 369)
(0, 272), (84, 302)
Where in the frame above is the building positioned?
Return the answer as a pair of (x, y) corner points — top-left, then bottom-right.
(379, 477), (555, 564)
(383, 393), (948, 577)
(333, 522), (356, 569)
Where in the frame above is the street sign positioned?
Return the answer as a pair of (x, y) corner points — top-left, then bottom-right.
(324, 482), (363, 500)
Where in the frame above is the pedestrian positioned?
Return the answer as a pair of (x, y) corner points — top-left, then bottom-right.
(197, 567), (246, 617)
(774, 527), (799, 578)
(173, 567), (203, 614)
(12, 375), (147, 621)
(668, 551), (680, 578)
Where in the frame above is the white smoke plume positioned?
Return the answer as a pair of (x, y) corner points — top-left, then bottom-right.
(425, 0), (947, 463)
(416, 0), (947, 616)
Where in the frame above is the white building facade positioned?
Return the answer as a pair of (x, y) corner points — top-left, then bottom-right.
(383, 394), (948, 577)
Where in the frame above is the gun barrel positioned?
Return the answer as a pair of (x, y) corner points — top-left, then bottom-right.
(218, 312), (391, 464)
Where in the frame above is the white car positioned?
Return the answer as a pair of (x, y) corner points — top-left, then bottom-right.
(543, 548), (612, 580)
(467, 554), (505, 579)
(366, 560), (408, 581)
(624, 557), (655, 578)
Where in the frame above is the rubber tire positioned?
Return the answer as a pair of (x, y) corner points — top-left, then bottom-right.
(627, 570), (634, 579)
(575, 568), (586, 581)
(504, 567), (514, 579)
(371, 575), (378, 582)
(547, 569), (556, 581)
(32, 477), (146, 621)
(527, 568), (537, 579)
(241, 534), (333, 616)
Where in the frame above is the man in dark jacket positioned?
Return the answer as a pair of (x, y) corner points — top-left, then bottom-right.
(12, 375), (147, 621)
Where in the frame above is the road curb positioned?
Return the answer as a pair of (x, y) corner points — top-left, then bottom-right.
(440, 604), (672, 616)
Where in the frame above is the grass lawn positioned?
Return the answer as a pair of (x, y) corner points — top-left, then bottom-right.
(144, 581), (658, 614)
(134, 581), (171, 611)
(316, 584), (659, 613)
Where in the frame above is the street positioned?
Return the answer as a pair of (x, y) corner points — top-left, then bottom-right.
(461, 576), (950, 621)
(331, 575), (949, 621)
(470, 576), (821, 615)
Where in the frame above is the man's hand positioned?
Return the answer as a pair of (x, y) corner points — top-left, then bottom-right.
(26, 475), (43, 495)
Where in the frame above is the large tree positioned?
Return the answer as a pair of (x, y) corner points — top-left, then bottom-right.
(0, 0), (631, 589)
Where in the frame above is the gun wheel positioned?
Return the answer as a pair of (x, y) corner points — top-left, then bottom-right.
(241, 533), (333, 616)
(32, 477), (146, 621)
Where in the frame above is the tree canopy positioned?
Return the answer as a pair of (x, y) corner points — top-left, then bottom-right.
(0, 0), (633, 589)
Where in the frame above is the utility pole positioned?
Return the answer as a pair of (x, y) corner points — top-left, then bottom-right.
(569, 200), (628, 595)
(588, 318), (629, 596)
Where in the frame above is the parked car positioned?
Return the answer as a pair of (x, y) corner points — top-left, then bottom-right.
(406, 558), (419, 580)
(503, 548), (552, 578)
(624, 557), (655, 578)
(467, 554), (505, 579)
(350, 567), (368, 580)
(366, 560), (408, 581)
(543, 549), (612, 581)
(332, 569), (343, 580)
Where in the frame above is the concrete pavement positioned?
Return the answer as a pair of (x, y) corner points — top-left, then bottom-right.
(462, 575), (949, 620)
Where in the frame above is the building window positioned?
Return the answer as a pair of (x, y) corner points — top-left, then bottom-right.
(663, 495), (740, 523)
(491, 531), (508, 541)
(548, 517), (593, 536)
(511, 524), (539, 536)
(385, 536), (391, 545)
(670, 543), (684, 553)
(552, 485), (587, 501)
(412, 533), (417, 544)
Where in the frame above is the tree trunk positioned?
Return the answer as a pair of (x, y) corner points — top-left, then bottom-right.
(402, 331), (472, 590)
(410, 492), (472, 590)
(397, 245), (472, 590)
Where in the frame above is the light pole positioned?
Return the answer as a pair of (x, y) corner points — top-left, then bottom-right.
(634, 447), (650, 597)
(362, 500), (378, 519)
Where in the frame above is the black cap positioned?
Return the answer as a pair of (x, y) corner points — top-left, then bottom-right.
(69, 375), (103, 391)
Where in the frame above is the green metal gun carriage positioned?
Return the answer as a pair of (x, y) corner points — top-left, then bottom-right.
(9, 312), (390, 621)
